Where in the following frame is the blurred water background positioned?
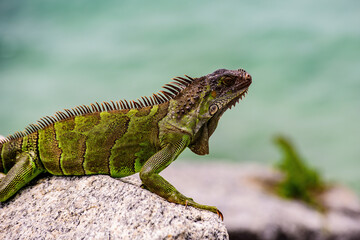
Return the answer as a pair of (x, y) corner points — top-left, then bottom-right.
(0, 1), (359, 193)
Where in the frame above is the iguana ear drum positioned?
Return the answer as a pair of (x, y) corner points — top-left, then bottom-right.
(209, 104), (218, 115)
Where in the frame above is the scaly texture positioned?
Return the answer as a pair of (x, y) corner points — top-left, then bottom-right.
(0, 68), (252, 219)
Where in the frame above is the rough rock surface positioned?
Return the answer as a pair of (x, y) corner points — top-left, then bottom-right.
(161, 162), (360, 240)
(0, 175), (228, 240)
(1, 160), (360, 240)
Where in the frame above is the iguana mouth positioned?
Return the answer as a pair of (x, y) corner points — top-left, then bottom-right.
(228, 88), (249, 110)
(205, 87), (249, 140)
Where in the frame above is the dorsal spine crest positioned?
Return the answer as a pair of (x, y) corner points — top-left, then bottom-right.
(0, 75), (196, 144)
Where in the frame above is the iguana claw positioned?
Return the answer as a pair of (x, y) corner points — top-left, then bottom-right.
(217, 209), (224, 221)
(181, 196), (223, 221)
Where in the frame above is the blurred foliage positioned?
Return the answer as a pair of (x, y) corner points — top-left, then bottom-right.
(274, 135), (327, 210)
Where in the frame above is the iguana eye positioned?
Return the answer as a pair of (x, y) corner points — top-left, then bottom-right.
(222, 76), (235, 86)
(209, 104), (218, 115)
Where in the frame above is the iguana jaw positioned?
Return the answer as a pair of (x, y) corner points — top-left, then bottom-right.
(217, 87), (249, 111)
(207, 86), (250, 135)
(189, 88), (249, 155)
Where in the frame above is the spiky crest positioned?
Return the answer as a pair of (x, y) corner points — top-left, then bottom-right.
(0, 75), (195, 144)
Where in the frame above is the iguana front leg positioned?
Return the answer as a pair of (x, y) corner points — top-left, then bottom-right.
(0, 152), (44, 202)
(139, 134), (223, 220)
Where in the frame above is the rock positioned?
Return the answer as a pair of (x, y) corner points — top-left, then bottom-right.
(0, 175), (228, 240)
(2, 161), (359, 240)
(160, 162), (360, 240)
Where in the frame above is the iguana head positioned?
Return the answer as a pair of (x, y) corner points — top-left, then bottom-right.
(185, 68), (252, 155)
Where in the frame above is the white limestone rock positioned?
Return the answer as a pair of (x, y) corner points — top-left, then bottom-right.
(0, 175), (228, 240)
(2, 161), (359, 240)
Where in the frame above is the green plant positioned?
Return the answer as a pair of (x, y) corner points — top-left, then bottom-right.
(274, 136), (326, 210)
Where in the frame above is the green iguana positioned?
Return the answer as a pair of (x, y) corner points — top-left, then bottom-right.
(0, 68), (252, 219)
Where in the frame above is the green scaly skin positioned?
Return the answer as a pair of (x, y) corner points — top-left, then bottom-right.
(0, 68), (252, 219)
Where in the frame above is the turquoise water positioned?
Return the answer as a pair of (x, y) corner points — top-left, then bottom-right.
(1, 1), (359, 193)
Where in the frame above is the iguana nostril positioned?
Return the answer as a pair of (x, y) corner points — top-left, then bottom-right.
(245, 73), (252, 81)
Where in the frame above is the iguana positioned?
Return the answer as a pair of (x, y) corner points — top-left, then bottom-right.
(0, 68), (252, 219)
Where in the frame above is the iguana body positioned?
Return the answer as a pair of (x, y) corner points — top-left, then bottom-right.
(0, 68), (252, 218)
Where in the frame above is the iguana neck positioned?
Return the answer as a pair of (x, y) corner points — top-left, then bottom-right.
(158, 77), (209, 135)
(159, 69), (251, 155)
